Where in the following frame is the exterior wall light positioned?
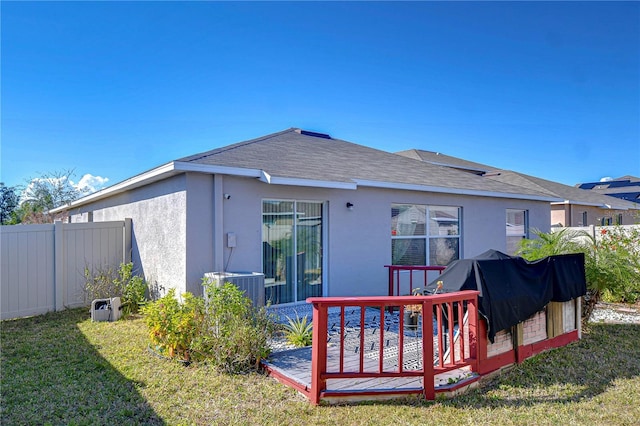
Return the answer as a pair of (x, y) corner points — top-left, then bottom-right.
(346, 202), (354, 210)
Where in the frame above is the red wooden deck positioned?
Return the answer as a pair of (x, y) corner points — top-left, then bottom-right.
(263, 341), (480, 403)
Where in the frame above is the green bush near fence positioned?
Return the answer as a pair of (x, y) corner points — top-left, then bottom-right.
(84, 262), (148, 316)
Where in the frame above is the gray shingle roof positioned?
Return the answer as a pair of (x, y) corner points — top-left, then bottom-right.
(399, 149), (638, 210)
(178, 128), (554, 198)
(396, 149), (500, 175)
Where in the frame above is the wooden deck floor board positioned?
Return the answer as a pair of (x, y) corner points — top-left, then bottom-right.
(265, 344), (428, 394)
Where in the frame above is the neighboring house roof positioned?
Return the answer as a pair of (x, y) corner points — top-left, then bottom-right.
(52, 128), (559, 212)
(398, 149), (637, 210)
(482, 171), (638, 210)
(576, 176), (640, 203)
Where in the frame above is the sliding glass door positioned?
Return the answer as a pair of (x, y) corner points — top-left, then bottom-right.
(262, 200), (323, 305)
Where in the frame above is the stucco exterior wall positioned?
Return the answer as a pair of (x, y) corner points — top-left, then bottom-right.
(67, 174), (188, 294)
(66, 171), (552, 300)
(219, 176), (551, 299)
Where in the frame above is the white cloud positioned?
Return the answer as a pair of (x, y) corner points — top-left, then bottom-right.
(73, 174), (109, 194)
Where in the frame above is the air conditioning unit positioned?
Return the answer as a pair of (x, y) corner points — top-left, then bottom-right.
(203, 272), (265, 307)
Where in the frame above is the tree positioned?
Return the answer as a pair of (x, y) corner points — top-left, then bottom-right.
(17, 170), (88, 224)
(0, 183), (20, 225)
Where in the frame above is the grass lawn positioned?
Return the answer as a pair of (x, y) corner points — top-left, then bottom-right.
(1, 308), (639, 425)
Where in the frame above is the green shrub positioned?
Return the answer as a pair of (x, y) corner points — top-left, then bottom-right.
(142, 281), (276, 372)
(142, 288), (205, 362)
(282, 314), (313, 347)
(199, 281), (276, 373)
(114, 262), (147, 315)
(518, 226), (640, 319)
(84, 262), (148, 317)
(83, 264), (119, 302)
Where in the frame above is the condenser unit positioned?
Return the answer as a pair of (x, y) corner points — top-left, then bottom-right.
(203, 272), (265, 307)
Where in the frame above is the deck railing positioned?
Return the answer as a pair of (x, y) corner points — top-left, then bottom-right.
(385, 265), (446, 297)
(306, 290), (480, 404)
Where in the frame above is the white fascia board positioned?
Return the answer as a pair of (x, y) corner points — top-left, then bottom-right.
(353, 179), (561, 202)
(263, 175), (357, 190)
(175, 162), (355, 189)
(173, 161), (262, 178)
(51, 161), (267, 213)
(50, 162), (179, 213)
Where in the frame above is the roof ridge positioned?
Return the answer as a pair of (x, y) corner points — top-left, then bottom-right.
(181, 128), (298, 163)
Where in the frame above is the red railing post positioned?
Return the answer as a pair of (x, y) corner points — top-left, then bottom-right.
(466, 296), (481, 374)
(422, 298), (435, 400)
(310, 301), (328, 405)
(385, 265), (447, 297)
(304, 291), (478, 404)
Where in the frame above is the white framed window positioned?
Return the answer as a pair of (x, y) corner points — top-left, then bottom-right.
(506, 209), (528, 255)
(391, 204), (461, 266)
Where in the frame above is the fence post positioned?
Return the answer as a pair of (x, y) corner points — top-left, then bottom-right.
(54, 221), (65, 311)
(124, 218), (132, 263)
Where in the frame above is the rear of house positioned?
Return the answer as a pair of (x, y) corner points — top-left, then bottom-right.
(54, 129), (557, 304)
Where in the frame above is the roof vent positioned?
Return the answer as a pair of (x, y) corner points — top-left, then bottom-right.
(296, 129), (331, 139)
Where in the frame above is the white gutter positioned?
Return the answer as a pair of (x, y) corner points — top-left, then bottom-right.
(51, 161), (266, 213)
(52, 161), (563, 213)
(259, 172), (357, 190)
(52, 161), (357, 213)
(173, 161), (262, 178)
(50, 162), (178, 213)
(353, 179), (562, 202)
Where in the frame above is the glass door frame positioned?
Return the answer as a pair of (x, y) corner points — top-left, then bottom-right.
(262, 199), (327, 305)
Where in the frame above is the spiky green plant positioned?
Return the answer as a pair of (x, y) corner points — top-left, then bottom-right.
(283, 314), (313, 347)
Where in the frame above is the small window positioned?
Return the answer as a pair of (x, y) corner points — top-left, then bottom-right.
(617, 214), (623, 225)
(506, 209), (528, 255)
(581, 211), (588, 226)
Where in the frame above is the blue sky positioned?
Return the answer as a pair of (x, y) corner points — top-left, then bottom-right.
(2, 1), (639, 192)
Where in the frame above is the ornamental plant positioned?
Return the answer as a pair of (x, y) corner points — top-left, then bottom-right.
(84, 261), (148, 317)
(282, 314), (313, 347)
(142, 288), (205, 362)
(518, 226), (640, 320)
(143, 281), (276, 372)
(199, 281), (276, 372)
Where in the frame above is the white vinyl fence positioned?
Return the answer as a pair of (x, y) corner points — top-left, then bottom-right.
(1, 219), (131, 320)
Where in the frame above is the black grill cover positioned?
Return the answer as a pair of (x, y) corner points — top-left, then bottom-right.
(424, 250), (586, 342)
